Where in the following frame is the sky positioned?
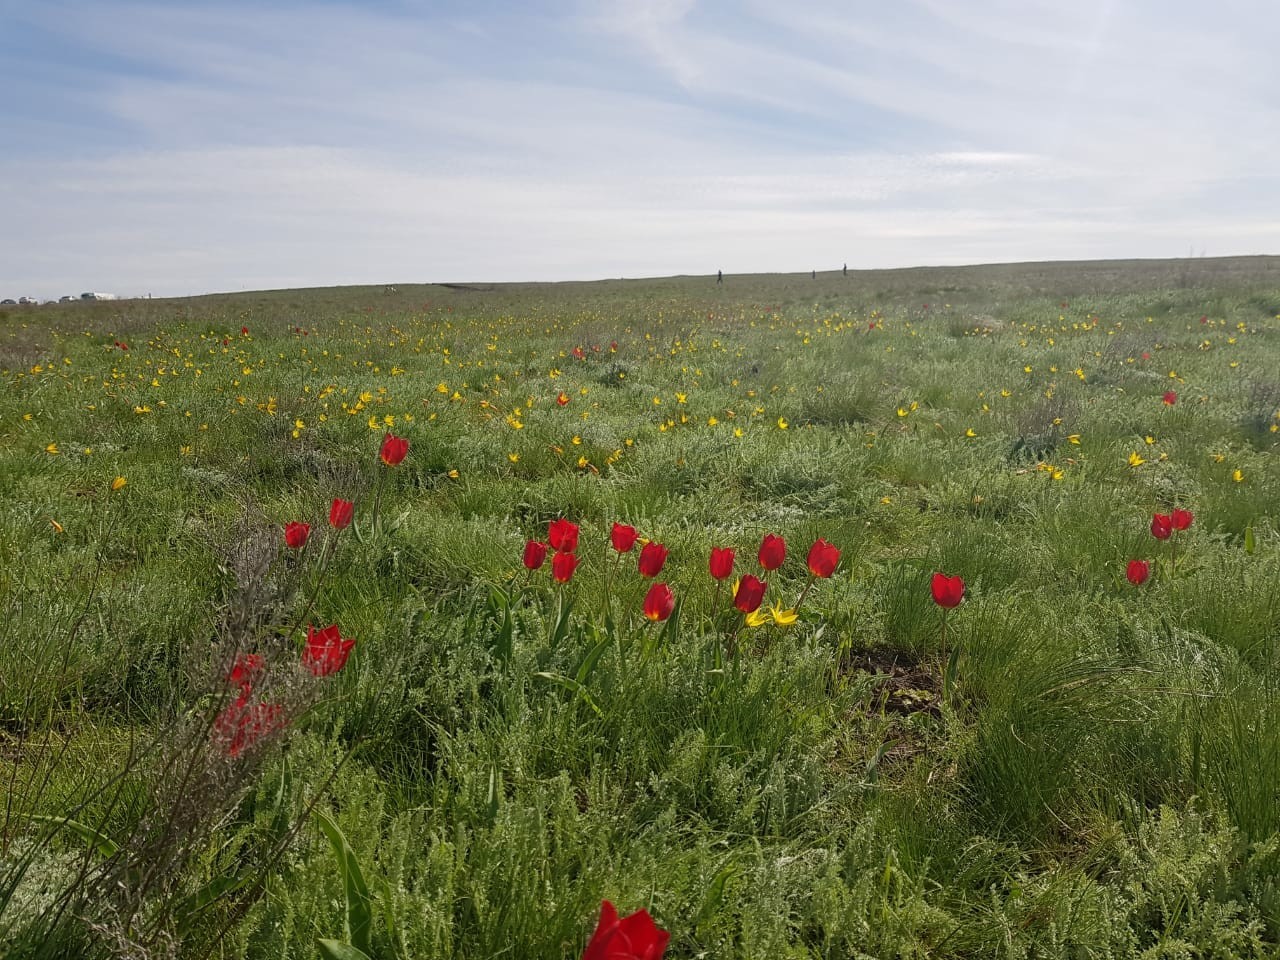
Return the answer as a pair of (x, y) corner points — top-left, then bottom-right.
(1, 0), (1277, 298)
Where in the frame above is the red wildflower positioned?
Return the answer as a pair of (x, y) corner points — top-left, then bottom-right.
(583, 900), (670, 960)
(806, 538), (840, 578)
(643, 582), (675, 622)
(329, 498), (354, 530)
(709, 547), (735, 580)
(571, 346), (585, 360)
(284, 521), (311, 549)
(380, 432), (409, 466)
(302, 624), (355, 677)
(213, 695), (285, 758)
(930, 572), (965, 609)
(1171, 508), (1193, 531)
(1162, 391), (1177, 406)
(611, 522), (639, 553)
(557, 392), (570, 406)
(1151, 513), (1173, 540)
(637, 541), (668, 578)
(227, 653), (264, 693)
(1126, 560), (1150, 586)
(552, 550), (579, 584)
(241, 325), (249, 335)
(549, 518), (580, 553)
(523, 540), (548, 570)
(758, 533), (786, 571)
(733, 575), (767, 614)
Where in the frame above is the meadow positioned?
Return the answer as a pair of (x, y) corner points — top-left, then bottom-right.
(2, 256), (1279, 959)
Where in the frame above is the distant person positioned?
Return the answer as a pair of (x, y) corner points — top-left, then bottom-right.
(811, 269), (816, 279)
(717, 269), (722, 285)
(843, 263), (847, 277)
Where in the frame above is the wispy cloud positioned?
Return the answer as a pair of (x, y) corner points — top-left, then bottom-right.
(1, 0), (1276, 296)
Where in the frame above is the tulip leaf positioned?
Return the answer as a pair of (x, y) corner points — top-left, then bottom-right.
(317, 939), (373, 960)
(532, 671), (602, 717)
(25, 814), (119, 859)
(695, 862), (736, 932)
(551, 597), (576, 650)
(575, 636), (611, 686)
(314, 809), (375, 956)
(487, 586), (515, 662)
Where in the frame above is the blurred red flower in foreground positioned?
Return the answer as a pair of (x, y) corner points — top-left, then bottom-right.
(523, 540), (548, 570)
(643, 582), (675, 622)
(611, 522), (639, 553)
(758, 533), (786, 571)
(709, 547), (735, 580)
(1151, 513), (1173, 540)
(733, 575), (767, 613)
(549, 518), (579, 553)
(1162, 391), (1177, 406)
(931, 573), (965, 609)
(329, 498), (354, 530)
(637, 541), (668, 578)
(380, 433), (409, 466)
(582, 900), (669, 960)
(806, 538), (840, 578)
(213, 696), (284, 758)
(1126, 560), (1150, 585)
(227, 653), (264, 693)
(552, 550), (579, 583)
(303, 624), (355, 677)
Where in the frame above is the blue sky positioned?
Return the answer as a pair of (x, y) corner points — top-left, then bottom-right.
(2, 0), (1277, 297)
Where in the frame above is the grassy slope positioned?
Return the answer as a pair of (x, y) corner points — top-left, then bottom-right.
(2, 256), (1280, 958)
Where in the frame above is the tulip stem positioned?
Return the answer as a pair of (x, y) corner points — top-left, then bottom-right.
(793, 576), (815, 617)
(370, 464), (387, 532)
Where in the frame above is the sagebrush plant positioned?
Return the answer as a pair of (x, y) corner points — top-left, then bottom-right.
(1, 259), (1279, 957)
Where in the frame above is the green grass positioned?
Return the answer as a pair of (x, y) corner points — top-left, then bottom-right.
(2, 256), (1279, 958)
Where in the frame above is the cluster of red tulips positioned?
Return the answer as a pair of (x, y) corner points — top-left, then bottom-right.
(215, 433), (409, 758)
(521, 522), (847, 625)
(1128, 508), (1193, 585)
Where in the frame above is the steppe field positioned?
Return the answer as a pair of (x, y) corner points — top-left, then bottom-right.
(3, 256), (1280, 959)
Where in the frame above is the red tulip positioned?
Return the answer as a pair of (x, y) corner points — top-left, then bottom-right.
(284, 521), (311, 549)
(380, 432), (409, 466)
(930, 572), (965, 609)
(1126, 559), (1150, 585)
(709, 547), (735, 580)
(557, 392), (570, 406)
(806, 538), (840, 578)
(523, 539), (548, 570)
(552, 550), (579, 584)
(302, 624), (355, 677)
(637, 541), (668, 578)
(758, 533), (786, 571)
(227, 653), (264, 692)
(1162, 390), (1177, 406)
(549, 518), (580, 553)
(583, 900), (670, 960)
(1171, 508), (1193, 531)
(733, 575), (767, 613)
(642, 582), (675, 622)
(1151, 513), (1173, 540)
(240, 325), (249, 335)
(611, 522), (639, 553)
(213, 695), (285, 758)
(329, 498), (354, 530)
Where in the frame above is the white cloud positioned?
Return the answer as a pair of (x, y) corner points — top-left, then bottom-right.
(1, 0), (1276, 296)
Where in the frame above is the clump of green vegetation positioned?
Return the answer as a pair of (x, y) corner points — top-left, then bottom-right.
(1, 257), (1278, 957)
